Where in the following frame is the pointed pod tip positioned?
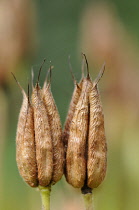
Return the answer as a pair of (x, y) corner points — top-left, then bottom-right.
(93, 62), (106, 87)
(68, 55), (77, 85)
(37, 59), (47, 84)
(31, 68), (34, 89)
(27, 83), (31, 105)
(81, 53), (90, 79)
(11, 72), (25, 95)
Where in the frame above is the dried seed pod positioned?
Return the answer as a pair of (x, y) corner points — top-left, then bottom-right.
(66, 77), (92, 188)
(63, 81), (82, 149)
(12, 74), (38, 187)
(63, 56), (85, 149)
(87, 64), (107, 188)
(32, 70), (53, 186)
(42, 68), (64, 184)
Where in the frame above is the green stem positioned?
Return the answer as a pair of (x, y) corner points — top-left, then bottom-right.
(39, 185), (51, 210)
(82, 192), (94, 210)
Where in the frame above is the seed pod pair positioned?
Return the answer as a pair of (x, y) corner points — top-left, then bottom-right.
(64, 57), (107, 190)
(15, 66), (64, 187)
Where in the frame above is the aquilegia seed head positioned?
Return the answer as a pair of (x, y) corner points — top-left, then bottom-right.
(14, 62), (64, 188)
(64, 55), (107, 191)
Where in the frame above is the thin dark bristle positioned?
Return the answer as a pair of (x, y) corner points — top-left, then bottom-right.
(82, 53), (90, 78)
(37, 58), (46, 84)
(68, 55), (77, 85)
(47, 65), (54, 85)
(93, 62), (105, 86)
(11, 72), (23, 92)
(43, 65), (54, 89)
(81, 54), (85, 79)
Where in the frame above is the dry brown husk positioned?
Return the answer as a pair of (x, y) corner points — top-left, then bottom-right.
(42, 81), (64, 184)
(66, 77), (92, 188)
(63, 56), (85, 150)
(32, 84), (53, 186)
(63, 80), (83, 149)
(87, 83), (107, 188)
(16, 89), (38, 187)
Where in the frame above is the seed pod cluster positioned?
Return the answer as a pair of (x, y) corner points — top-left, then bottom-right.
(64, 57), (107, 190)
(15, 56), (107, 193)
(15, 65), (64, 187)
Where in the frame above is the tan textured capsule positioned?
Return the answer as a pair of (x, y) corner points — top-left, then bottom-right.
(63, 56), (85, 149)
(16, 85), (38, 187)
(42, 80), (64, 184)
(66, 77), (92, 188)
(32, 83), (53, 186)
(63, 80), (82, 149)
(87, 66), (107, 188)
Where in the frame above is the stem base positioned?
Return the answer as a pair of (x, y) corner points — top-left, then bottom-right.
(39, 185), (51, 210)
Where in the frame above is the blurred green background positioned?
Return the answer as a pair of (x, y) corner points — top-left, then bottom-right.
(1, 0), (139, 209)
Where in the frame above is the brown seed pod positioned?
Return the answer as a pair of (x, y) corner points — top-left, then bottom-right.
(31, 64), (53, 187)
(63, 56), (85, 149)
(42, 67), (64, 184)
(87, 64), (107, 188)
(12, 74), (38, 187)
(66, 77), (92, 188)
(63, 81), (83, 149)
